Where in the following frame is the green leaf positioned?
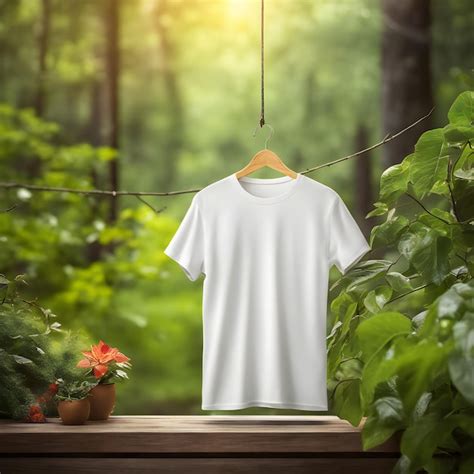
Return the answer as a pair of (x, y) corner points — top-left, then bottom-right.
(398, 226), (451, 285)
(115, 369), (129, 379)
(443, 123), (474, 142)
(386, 272), (413, 293)
(420, 282), (473, 337)
(0, 275), (10, 285)
(50, 321), (62, 331)
(454, 168), (474, 181)
(381, 340), (448, 414)
(409, 129), (449, 199)
(453, 173), (474, 223)
(330, 292), (356, 323)
(331, 260), (392, 293)
(328, 302), (358, 379)
(363, 286), (393, 313)
(392, 455), (412, 474)
(340, 302), (358, 339)
(452, 313), (474, 353)
(412, 310), (428, 330)
(448, 353), (474, 404)
(326, 320), (342, 343)
(424, 455), (457, 474)
(327, 336), (345, 378)
(370, 215), (410, 248)
(418, 209), (455, 232)
(400, 413), (458, 472)
(366, 201), (388, 218)
(447, 91), (474, 126)
(360, 344), (389, 409)
(448, 280), (474, 300)
(379, 157), (411, 205)
(411, 392), (432, 423)
(332, 379), (363, 427)
(356, 311), (412, 362)
(362, 382), (405, 451)
(327, 295), (358, 377)
(438, 287), (468, 319)
(12, 354), (33, 364)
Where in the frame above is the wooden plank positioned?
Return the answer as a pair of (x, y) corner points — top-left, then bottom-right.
(0, 416), (400, 454)
(0, 457), (399, 474)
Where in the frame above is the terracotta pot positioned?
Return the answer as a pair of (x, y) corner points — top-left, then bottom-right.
(57, 399), (90, 425)
(88, 383), (116, 420)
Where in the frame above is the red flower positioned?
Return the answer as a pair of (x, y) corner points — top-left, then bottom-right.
(76, 340), (130, 379)
(25, 404), (46, 423)
(35, 382), (58, 405)
(30, 412), (46, 423)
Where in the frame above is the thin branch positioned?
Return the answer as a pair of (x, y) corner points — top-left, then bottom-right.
(385, 254), (402, 273)
(0, 109), (434, 199)
(300, 107), (434, 175)
(446, 179), (461, 222)
(338, 356), (363, 366)
(1, 203), (21, 213)
(387, 283), (431, 304)
(135, 195), (167, 214)
(0, 182), (201, 198)
(405, 193), (451, 225)
(329, 377), (359, 401)
(456, 252), (469, 267)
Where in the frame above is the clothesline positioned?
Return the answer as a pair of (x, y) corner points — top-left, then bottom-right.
(0, 109), (433, 200)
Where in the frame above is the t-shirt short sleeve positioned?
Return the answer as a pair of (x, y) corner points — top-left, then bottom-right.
(328, 194), (371, 275)
(164, 195), (205, 281)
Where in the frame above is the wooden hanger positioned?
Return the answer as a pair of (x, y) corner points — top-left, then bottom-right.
(235, 124), (298, 179)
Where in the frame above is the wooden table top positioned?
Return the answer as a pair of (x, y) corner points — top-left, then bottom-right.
(0, 415), (400, 454)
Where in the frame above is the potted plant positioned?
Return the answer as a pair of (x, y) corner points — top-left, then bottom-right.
(76, 340), (131, 421)
(54, 378), (97, 425)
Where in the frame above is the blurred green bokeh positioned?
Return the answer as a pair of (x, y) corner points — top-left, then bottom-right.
(0, 0), (472, 415)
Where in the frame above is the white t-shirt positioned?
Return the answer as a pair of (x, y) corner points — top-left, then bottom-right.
(164, 173), (370, 411)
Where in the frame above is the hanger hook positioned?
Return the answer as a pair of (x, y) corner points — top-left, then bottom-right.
(252, 122), (274, 149)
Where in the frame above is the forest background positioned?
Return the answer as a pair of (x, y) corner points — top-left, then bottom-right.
(0, 0), (473, 415)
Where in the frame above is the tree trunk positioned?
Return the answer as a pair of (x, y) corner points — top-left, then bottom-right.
(104, 0), (120, 223)
(86, 77), (105, 263)
(155, 0), (184, 191)
(381, 0), (433, 168)
(35, 0), (51, 117)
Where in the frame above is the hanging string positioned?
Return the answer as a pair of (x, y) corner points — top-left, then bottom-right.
(258, 0), (265, 128)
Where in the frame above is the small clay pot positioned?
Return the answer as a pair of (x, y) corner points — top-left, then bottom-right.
(57, 399), (90, 425)
(88, 383), (116, 421)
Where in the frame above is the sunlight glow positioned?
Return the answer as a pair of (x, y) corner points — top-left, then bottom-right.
(227, 0), (253, 19)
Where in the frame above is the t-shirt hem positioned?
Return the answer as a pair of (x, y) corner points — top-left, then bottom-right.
(202, 400), (329, 411)
(340, 242), (371, 274)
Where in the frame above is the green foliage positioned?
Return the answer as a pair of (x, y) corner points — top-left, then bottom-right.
(54, 378), (97, 402)
(328, 91), (474, 473)
(0, 0), (473, 425)
(0, 275), (88, 419)
(0, 104), (204, 413)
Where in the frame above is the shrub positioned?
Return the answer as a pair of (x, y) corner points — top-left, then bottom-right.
(0, 274), (87, 420)
(328, 91), (474, 474)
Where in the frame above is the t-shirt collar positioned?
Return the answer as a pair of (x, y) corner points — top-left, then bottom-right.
(230, 172), (303, 205)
